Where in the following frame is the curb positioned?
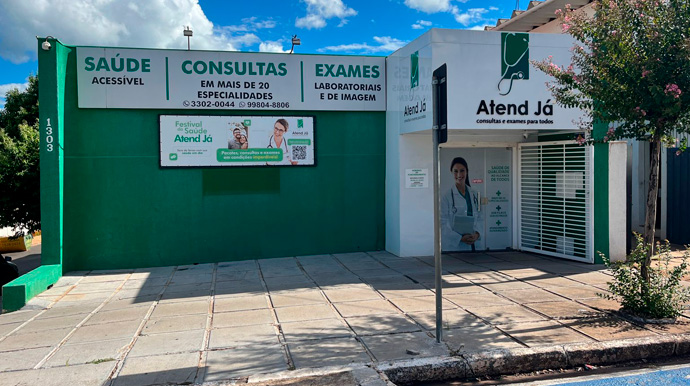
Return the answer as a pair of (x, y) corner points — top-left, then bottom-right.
(377, 334), (689, 384)
(206, 363), (394, 386)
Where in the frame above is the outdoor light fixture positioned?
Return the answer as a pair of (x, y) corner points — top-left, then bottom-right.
(41, 36), (55, 51)
(290, 35), (301, 54)
(183, 26), (193, 50)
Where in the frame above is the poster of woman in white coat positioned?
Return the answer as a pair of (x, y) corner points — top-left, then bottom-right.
(441, 157), (483, 251)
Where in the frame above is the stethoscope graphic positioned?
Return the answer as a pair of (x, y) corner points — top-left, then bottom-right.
(450, 188), (480, 215)
(267, 135), (288, 153)
(497, 33), (529, 96)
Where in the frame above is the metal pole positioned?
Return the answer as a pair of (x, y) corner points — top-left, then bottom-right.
(432, 77), (443, 343)
(187, 37), (190, 51)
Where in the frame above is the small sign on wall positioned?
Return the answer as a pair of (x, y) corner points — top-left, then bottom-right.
(405, 168), (428, 188)
(556, 172), (583, 199)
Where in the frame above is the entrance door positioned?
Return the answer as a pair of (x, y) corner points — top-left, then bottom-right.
(440, 148), (513, 251)
(518, 142), (593, 263)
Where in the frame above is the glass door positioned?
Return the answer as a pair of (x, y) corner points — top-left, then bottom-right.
(439, 148), (513, 252)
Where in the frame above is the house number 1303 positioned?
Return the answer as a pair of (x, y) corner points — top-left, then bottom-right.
(45, 118), (54, 152)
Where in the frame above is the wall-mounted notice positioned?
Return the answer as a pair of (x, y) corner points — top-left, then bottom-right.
(160, 115), (315, 167)
(405, 168), (428, 188)
(77, 48), (385, 111)
(556, 171), (583, 199)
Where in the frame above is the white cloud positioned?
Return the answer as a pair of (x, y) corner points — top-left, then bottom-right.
(295, 14), (327, 29)
(404, 0), (471, 13)
(404, 1), (489, 28)
(259, 41), (288, 53)
(489, 6), (499, 11)
(295, 0), (357, 30)
(0, 82), (28, 96)
(412, 20), (432, 29)
(251, 19), (277, 30)
(221, 17), (277, 33)
(0, 82), (29, 110)
(405, 0), (451, 13)
(372, 36), (407, 51)
(225, 33), (261, 48)
(453, 8), (489, 26)
(0, 0), (263, 64)
(319, 36), (406, 54)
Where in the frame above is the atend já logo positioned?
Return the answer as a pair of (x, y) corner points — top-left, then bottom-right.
(410, 51), (419, 89)
(498, 33), (529, 96)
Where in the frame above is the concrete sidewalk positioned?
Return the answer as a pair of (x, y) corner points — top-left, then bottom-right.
(1, 251), (689, 386)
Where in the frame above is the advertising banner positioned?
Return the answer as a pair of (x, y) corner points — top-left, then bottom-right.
(439, 147), (513, 252)
(160, 115), (315, 167)
(77, 48), (385, 111)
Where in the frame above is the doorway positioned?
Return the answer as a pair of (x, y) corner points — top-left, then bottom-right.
(440, 147), (513, 252)
(518, 142), (593, 263)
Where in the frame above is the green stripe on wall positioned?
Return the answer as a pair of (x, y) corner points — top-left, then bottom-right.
(593, 120), (610, 264)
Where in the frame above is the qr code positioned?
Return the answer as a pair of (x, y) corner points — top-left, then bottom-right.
(291, 145), (307, 160)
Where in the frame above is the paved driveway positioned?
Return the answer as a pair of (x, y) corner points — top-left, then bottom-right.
(1, 250), (689, 385)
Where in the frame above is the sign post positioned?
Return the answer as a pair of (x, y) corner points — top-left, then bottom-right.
(432, 64), (447, 343)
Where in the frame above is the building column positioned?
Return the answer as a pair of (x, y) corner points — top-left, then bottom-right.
(592, 121), (609, 263)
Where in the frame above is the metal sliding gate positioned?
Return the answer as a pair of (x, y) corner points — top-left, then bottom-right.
(518, 142), (593, 263)
(668, 147), (690, 245)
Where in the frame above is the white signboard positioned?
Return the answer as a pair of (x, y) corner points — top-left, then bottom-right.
(405, 168), (428, 188)
(392, 45), (433, 134)
(160, 115), (315, 167)
(390, 30), (583, 132)
(77, 48), (385, 111)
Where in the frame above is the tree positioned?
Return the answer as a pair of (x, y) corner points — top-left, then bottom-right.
(1, 75), (38, 139)
(533, 1), (690, 282)
(0, 75), (40, 237)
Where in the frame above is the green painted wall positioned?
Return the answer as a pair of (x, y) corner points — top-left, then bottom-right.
(54, 44), (385, 271)
(40, 39), (70, 268)
(3, 38), (69, 311)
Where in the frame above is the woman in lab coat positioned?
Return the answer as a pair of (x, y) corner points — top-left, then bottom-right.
(267, 118), (297, 165)
(441, 157), (482, 251)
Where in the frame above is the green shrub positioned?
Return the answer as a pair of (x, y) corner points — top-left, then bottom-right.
(599, 233), (690, 319)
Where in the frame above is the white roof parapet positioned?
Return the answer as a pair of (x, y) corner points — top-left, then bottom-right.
(490, 0), (592, 32)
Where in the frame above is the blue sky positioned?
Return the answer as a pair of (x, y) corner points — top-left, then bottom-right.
(0, 0), (520, 107)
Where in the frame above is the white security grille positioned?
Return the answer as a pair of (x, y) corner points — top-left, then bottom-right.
(518, 142), (593, 263)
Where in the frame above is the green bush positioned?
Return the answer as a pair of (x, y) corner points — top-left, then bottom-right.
(599, 233), (690, 319)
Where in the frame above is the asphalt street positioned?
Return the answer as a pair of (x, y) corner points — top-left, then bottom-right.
(505, 363), (690, 386)
(3, 243), (41, 275)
